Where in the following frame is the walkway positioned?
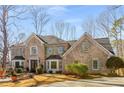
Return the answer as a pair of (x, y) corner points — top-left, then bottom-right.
(39, 77), (124, 87)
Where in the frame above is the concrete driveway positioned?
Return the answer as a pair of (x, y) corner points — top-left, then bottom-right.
(39, 77), (124, 87)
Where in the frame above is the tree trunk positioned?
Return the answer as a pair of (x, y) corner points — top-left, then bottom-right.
(1, 7), (8, 69)
(2, 30), (8, 69)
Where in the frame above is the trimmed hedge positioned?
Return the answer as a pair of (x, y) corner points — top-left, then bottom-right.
(65, 63), (88, 76)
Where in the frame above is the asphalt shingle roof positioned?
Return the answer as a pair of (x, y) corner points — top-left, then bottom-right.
(36, 35), (114, 54)
(95, 38), (114, 54)
(37, 35), (67, 44)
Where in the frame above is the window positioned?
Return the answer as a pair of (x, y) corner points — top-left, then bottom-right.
(51, 61), (57, 69)
(47, 48), (52, 54)
(81, 40), (91, 52)
(58, 47), (64, 54)
(30, 46), (37, 55)
(92, 59), (99, 70)
(19, 48), (23, 56)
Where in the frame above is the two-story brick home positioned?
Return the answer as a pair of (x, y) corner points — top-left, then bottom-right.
(10, 32), (114, 73)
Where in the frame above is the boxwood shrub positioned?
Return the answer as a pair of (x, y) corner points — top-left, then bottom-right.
(65, 63), (88, 76)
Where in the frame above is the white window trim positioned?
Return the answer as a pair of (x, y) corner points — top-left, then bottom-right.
(92, 58), (100, 70)
(30, 46), (38, 55)
(47, 48), (52, 54)
(46, 59), (61, 73)
(58, 46), (64, 54)
(13, 60), (24, 68)
(19, 48), (23, 56)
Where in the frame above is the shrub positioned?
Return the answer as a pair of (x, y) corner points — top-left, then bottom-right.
(36, 65), (43, 74)
(56, 71), (62, 74)
(11, 70), (17, 76)
(106, 56), (124, 75)
(65, 63), (88, 77)
(49, 70), (53, 73)
(16, 68), (23, 73)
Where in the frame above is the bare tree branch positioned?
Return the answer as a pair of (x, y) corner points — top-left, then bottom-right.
(30, 6), (50, 35)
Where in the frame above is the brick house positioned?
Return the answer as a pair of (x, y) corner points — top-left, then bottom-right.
(10, 32), (114, 73)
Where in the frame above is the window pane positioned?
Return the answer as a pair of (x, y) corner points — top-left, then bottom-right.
(81, 41), (91, 52)
(47, 48), (52, 54)
(19, 48), (23, 56)
(93, 60), (98, 69)
(51, 61), (57, 69)
(31, 47), (37, 55)
(58, 47), (64, 54)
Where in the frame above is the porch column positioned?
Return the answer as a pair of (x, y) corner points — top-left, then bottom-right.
(29, 60), (31, 71)
(49, 61), (51, 70)
(13, 60), (15, 68)
(19, 60), (22, 66)
(57, 60), (59, 70)
(46, 61), (48, 70)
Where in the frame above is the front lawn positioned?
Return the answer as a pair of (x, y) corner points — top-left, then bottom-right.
(0, 74), (78, 87)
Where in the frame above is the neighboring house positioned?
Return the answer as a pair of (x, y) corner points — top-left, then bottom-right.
(10, 32), (114, 73)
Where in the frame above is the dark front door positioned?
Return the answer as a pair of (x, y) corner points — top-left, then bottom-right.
(15, 61), (20, 68)
(30, 60), (37, 73)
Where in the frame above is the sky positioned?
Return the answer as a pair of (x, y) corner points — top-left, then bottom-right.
(14, 5), (113, 40)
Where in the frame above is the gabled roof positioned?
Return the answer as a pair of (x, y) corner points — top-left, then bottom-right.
(37, 34), (114, 54)
(11, 42), (25, 48)
(63, 32), (114, 57)
(26, 33), (44, 45)
(95, 38), (114, 54)
(66, 38), (114, 54)
(37, 35), (67, 44)
(11, 33), (114, 56)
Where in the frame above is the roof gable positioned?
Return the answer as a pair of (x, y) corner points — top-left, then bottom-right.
(63, 32), (114, 57)
(26, 33), (45, 45)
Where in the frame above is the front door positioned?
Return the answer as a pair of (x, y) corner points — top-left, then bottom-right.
(15, 61), (20, 68)
(30, 60), (38, 73)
